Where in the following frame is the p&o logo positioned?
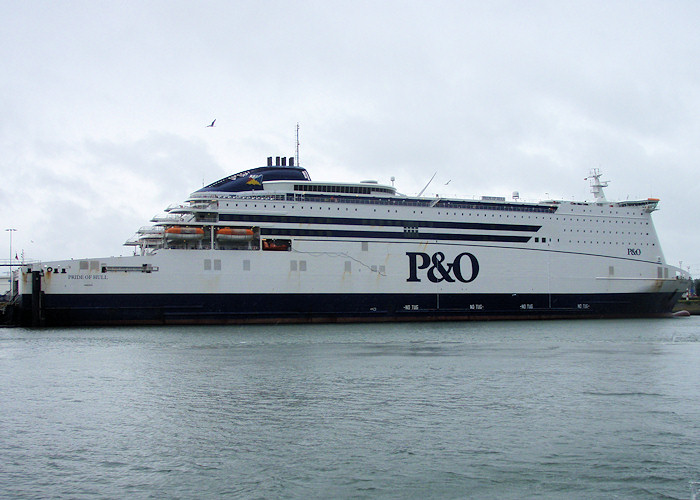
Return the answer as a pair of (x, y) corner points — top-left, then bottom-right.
(406, 251), (480, 283)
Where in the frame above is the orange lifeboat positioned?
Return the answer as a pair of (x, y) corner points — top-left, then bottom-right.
(262, 239), (290, 251)
(165, 226), (205, 241)
(216, 227), (254, 242)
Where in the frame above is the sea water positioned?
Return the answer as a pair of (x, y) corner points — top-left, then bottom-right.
(1, 317), (700, 499)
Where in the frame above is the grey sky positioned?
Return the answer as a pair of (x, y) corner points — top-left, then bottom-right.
(2, 1), (698, 273)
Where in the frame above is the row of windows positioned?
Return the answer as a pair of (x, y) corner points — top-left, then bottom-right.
(570, 207), (646, 216)
(220, 201), (649, 224)
(528, 237), (656, 248)
(558, 218), (648, 225)
(203, 259), (222, 271)
(202, 258), (390, 274)
(567, 241), (656, 246)
(563, 229), (650, 235)
(223, 202), (558, 220)
(293, 184), (394, 195)
(219, 191), (555, 213)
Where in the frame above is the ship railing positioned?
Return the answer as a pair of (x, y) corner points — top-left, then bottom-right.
(617, 199), (660, 213)
(124, 235), (166, 248)
(191, 201), (219, 209)
(139, 234), (165, 241)
(189, 190), (555, 214)
(167, 201), (219, 212)
(287, 192), (556, 213)
(151, 214), (187, 223)
(137, 226), (165, 234)
(0, 259), (39, 267)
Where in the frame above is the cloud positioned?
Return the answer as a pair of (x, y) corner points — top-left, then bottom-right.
(1, 133), (218, 260)
(1, 0), (699, 271)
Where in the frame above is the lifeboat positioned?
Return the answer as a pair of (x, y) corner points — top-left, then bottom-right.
(216, 227), (254, 242)
(262, 239), (290, 251)
(165, 226), (205, 241)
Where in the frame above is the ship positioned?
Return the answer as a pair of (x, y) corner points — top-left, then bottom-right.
(8, 156), (691, 326)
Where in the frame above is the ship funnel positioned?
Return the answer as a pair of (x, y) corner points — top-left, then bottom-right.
(270, 156), (295, 167)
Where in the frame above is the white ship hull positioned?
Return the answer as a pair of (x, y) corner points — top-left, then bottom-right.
(9, 161), (689, 326)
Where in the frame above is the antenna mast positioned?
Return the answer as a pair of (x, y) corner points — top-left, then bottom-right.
(295, 123), (300, 166)
(585, 168), (609, 201)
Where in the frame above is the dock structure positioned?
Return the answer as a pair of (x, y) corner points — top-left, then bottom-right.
(673, 299), (700, 315)
(1, 262), (44, 327)
(1, 267), (13, 325)
(1, 263), (21, 325)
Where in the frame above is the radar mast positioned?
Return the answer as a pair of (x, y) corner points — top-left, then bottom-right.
(585, 168), (609, 201)
(295, 123), (300, 166)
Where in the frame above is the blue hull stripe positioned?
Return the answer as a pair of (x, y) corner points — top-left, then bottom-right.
(260, 228), (531, 242)
(220, 213), (541, 232)
(17, 291), (683, 326)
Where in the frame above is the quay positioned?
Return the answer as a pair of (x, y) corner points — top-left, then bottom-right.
(673, 298), (700, 315)
(1, 263), (18, 325)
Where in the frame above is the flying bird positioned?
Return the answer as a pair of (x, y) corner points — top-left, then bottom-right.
(206, 119), (216, 127)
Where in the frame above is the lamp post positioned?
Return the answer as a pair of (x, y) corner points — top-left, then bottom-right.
(5, 228), (16, 275)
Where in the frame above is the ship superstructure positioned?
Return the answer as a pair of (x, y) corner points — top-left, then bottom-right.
(10, 157), (690, 326)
